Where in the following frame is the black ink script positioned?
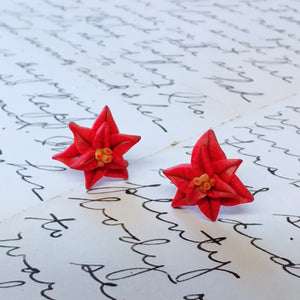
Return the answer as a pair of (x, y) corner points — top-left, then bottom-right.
(25, 213), (76, 238)
(6, 160), (66, 201)
(0, 233), (55, 299)
(219, 219), (300, 278)
(70, 263), (117, 300)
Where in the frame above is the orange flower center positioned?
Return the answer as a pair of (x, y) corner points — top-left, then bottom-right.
(95, 148), (113, 167)
(193, 173), (215, 193)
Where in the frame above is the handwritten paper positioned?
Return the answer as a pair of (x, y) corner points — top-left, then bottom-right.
(0, 0), (299, 299)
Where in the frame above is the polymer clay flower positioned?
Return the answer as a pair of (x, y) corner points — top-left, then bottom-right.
(163, 130), (253, 221)
(53, 106), (141, 189)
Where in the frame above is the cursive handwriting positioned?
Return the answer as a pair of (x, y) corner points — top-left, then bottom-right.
(273, 214), (300, 229)
(71, 182), (240, 282)
(183, 294), (205, 300)
(120, 47), (175, 88)
(0, 149), (4, 163)
(164, 91), (206, 118)
(6, 160), (66, 201)
(25, 213), (76, 238)
(77, 67), (129, 90)
(219, 219), (300, 278)
(70, 263), (117, 300)
(222, 130), (300, 187)
(34, 135), (73, 152)
(246, 57), (293, 83)
(122, 96), (168, 132)
(205, 61), (263, 102)
(0, 233), (55, 299)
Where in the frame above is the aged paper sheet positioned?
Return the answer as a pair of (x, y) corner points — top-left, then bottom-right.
(0, 0), (299, 299)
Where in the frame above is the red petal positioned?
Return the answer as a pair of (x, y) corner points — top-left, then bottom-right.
(206, 130), (226, 161)
(192, 143), (214, 176)
(213, 174), (237, 194)
(229, 176), (254, 204)
(52, 144), (80, 167)
(163, 164), (195, 181)
(187, 188), (207, 205)
(70, 149), (97, 171)
(163, 164), (195, 193)
(191, 143), (206, 175)
(106, 168), (128, 179)
(111, 156), (128, 168)
(191, 130), (225, 176)
(198, 197), (221, 221)
(92, 106), (119, 134)
(207, 189), (239, 200)
(212, 159), (242, 182)
(111, 134), (141, 156)
(171, 190), (187, 207)
(93, 122), (110, 149)
(69, 122), (94, 154)
(110, 133), (140, 147)
(84, 168), (108, 189)
(171, 188), (206, 207)
(106, 161), (127, 169)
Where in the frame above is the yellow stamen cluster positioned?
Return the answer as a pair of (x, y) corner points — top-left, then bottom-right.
(193, 173), (215, 192)
(95, 148), (113, 167)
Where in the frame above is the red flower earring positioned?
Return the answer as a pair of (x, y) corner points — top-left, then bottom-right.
(163, 130), (253, 221)
(52, 106), (141, 189)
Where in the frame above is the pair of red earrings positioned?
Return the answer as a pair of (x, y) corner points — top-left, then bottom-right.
(53, 106), (253, 221)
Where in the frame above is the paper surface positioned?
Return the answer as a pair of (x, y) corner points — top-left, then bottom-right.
(0, 0), (299, 299)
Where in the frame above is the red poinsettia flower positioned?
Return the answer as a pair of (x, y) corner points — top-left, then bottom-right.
(52, 106), (141, 189)
(163, 130), (253, 221)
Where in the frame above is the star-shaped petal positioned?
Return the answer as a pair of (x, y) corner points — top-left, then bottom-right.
(163, 130), (253, 221)
(52, 106), (141, 189)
